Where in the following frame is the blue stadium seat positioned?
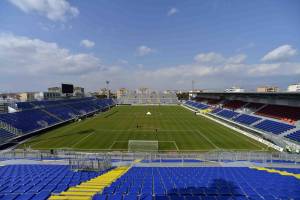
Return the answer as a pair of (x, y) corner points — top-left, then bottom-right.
(0, 165), (103, 200)
(0, 109), (60, 133)
(44, 105), (79, 120)
(233, 114), (261, 125)
(216, 110), (239, 119)
(0, 98), (115, 140)
(91, 167), (300, 200)
(285, 130), (300, 143)
(0, 129), (16, 143)
(185, 101), (209, 110)
(254, 119), (295, 135)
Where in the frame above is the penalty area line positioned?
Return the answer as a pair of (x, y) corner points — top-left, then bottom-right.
(71, 131), (95, 148)
(195, 130), (220, 150)
(172, 141), (179, 151)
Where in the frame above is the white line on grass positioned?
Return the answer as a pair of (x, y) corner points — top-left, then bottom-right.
(172, 141), (179, 151)
(195, 130), (220, 149)
(71, 131), (95, 148)
(108, 141), (117, 150)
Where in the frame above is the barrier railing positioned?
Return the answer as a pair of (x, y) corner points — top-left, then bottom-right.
(0, 149), (299, 165)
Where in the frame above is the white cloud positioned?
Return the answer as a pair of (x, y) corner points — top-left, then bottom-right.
(136, 45), (154, 56)
(0, 34), (101, 75)
(194, 52), (247, 65)
(8, 0), (79, 21)
(0, 34), (299, 91)
(167, 7), (178, 16)
(227, 54), (247, 64)
(194, 52), (224, 64)
(261, 44), (297, 62)
(80, 39), (95, 48)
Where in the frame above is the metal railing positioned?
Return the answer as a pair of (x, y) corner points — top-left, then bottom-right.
(0, 149), (299, 165)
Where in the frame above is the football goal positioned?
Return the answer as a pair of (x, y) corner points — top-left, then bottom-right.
(128, 140), (159, 152)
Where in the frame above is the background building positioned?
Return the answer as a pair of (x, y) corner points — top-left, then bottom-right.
(224, 87), (245, 93)
(48, 87), (62, 93)
(116, 88), (128, 98)
(287, 83), (300, 92)
(74, 87), (85, 97)
(34, 92), (61, 100)
(257, 86), (279, 93)
(18, 92), (35, 102)
(48, 85), (85, 97)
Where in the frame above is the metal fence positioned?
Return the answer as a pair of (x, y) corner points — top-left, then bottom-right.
(1, 150), (300, 165)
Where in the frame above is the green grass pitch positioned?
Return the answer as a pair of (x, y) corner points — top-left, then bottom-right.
(19, 105), (270, 152)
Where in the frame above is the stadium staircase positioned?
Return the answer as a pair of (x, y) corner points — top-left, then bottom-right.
(278, 127), (300, 138)
(249, 117), (265, 127)
(251, 167), (300, 179)
(285, 129), (300, 143)
(49, 166), (130, 200)
(251, 104), (268, 114)
(89, 167), (300, 200)
(40, 109), (64, 122)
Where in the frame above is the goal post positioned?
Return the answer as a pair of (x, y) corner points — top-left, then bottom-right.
(128, 140), (159, 152)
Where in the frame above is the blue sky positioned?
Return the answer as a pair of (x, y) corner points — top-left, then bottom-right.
(0, 0), (299, 92)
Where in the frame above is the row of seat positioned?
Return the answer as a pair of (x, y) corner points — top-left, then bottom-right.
(233, 114), (261, 125)
(0, 109), (60, 133)
(255, 104), (300, 122)
(91, 167), (300, 200)
(1, 165), (300, 200)
(222, 100), (247, 110)
(50, 166), (129, 200)
(198, 98), (300, 123)
(0, 128), (16, 143)
(0, 165), (102, 200)
(285, 130), (300, 143)
(185, 101), (209, 110)
(254, 120), (295, 135)
(188, 101), (298, 136)
(0, 98), (115, 144)
(215, 110), (239, 119)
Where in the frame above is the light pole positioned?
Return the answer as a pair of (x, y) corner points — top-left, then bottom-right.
(106, 81), (110, 99)
(192, 80), (195, 92)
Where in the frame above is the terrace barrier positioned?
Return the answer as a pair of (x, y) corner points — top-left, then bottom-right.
(0, 149), (300, 165)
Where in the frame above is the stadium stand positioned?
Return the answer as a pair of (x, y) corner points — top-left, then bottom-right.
(0, 128), (16, 143)
(44, 105), (78, 120)
(206, 99), (222, 105)
(211, 108), (222, 114)
(0, 165), (102, 200)
(255, 105), (300, 124)
(0, 98), (115, 145)
(49, 166), (129, 200)
(285, 130), (300, 143)
(186, 100), (298, 139)
(0, 109), (60, 133)
(118, 91), (178, 105)
(215, 110), (239, 119)
(254, 120), (296, 135)
(185, 101), (209, 110)
(233, 114), (262, 125)
(92, 167), (300, 200)
(15, 102), (35, 110)
(243, 103), (265, 110)
(223, 100), (247, 110)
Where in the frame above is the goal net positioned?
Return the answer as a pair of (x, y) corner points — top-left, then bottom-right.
(128, 140), (159, 152)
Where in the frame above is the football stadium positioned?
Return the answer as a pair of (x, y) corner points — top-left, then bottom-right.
(1, 0), (300, 200)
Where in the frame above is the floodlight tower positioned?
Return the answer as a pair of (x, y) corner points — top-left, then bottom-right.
(106, 80), (110, 99)
(192, 80), (195, 92)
